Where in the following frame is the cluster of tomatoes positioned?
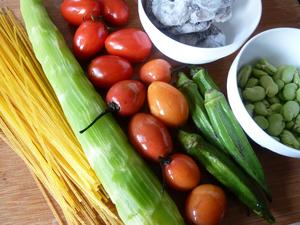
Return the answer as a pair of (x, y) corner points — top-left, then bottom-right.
(61, 1), (226, 224)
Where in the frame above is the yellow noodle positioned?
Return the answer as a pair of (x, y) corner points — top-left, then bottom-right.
(0, 9), (123, 225)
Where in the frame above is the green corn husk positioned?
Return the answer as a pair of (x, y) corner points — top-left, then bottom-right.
(204, 89), (271, 198)
(178, 130), (275, 224)
(20, 1), (185, 225)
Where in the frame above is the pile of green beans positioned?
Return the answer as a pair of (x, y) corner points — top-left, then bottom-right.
(238, 59), (300, 149)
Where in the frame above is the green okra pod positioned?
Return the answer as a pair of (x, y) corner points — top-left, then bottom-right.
(177, 72), (224, 150)
(191, 67), (219, 95)
(178, 130), (275, 224)
(204, 89), (271, 197)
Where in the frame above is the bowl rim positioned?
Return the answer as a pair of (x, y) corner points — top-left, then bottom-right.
(227, 27), (300, 158)
(137, 0), (262, 52)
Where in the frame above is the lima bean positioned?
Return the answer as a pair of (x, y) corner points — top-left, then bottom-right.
(280, 130), (300, 149)
(254, 116), (269, 130)
(293, 115), (300, 133)
(238, 65), (252, 88)
(243, 86), (266, 102)
(282, 83), (297, 100)
(281, 65), (297, 83)
(255, 59), (277, 75)
(274, 79), (284, 91)
(267, 113), (285, 136)
(281, 101), (300, 121)
(293, 70), (300, 86)
(268, 97), (280, 104)
(252, 68), (269, 78)
(270, 103), (282, 113)
(296, 89), (300, 103)
(245, 78), (259, 88)
(254, 101), (271, 116)
(260, 75), (278, 97)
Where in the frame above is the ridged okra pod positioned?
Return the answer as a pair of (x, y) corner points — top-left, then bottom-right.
(178, 130), (275, 224)
(204, 89), (271, 198)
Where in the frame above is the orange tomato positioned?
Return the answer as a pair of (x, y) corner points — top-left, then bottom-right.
(163, 153), (201, 191)
(147, 81), (189, 127)
(140, 59), (172, 84)
(186, 184), (226, 225)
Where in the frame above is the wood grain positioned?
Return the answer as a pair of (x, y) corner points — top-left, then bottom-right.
(0, 0), (300, 225)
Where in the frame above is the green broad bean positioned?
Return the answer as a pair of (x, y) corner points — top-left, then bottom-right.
(245, 78), (259, 88)
(293, 70), (300, 86)
(262, 99), (270, 107)
(254, 116), (269, 130)
(259, 75), (279, 97)
(274, 79), (284, 91)
(245, 104), (255, 116)
(254, 101), (271, 116)
(273, 66), (285, 81)
(282, 83), (297, 100)
(268, 97), (280, 104)
(286, 120), (295, 129)
(296, 89), (300, 103)
(297, 137), (300, 144)
(281, 101), (300, 121)
(270, 103), (282, 113)
(252, 68), (269, 78)
(255, 59), (277, 75)
(267, 113), (285, 136)
(281, 65), (297, 83)
(243, 86), (266, 102)
(293, 115), (300, 133)
(238, 65), (252, 88)
(280, 130), (300, 149)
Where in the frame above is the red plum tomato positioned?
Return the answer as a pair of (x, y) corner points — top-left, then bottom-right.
(129, 113), (173, 162)
(105, 28), (152, 62)
(73, 21), (108, 59)
(106, 80), (146, 116)
(99, 0), (129, 26)
(61, 0), (102, 26)
(88, 55), (133, 88)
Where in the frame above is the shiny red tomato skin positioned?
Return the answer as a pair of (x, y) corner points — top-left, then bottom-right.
(61, 0), (102, 26)
(88, 55), (133, 88)
(100, 0), (129, 26)
(105, 28), (152, 63)
(129, 113), (173, 162)
(106, 80), (146, 116)
(163, 153), (201, 191)
(73, 21), (108, 59)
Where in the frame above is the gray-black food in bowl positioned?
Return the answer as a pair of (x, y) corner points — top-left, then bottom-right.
(144, 0), (234, 48)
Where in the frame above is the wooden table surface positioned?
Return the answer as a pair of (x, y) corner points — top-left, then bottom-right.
(1, 0), (300, 225)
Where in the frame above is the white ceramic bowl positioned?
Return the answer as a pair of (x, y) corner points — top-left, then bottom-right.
(227, 28), (300, 158)
(138, 0), (262, 64)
